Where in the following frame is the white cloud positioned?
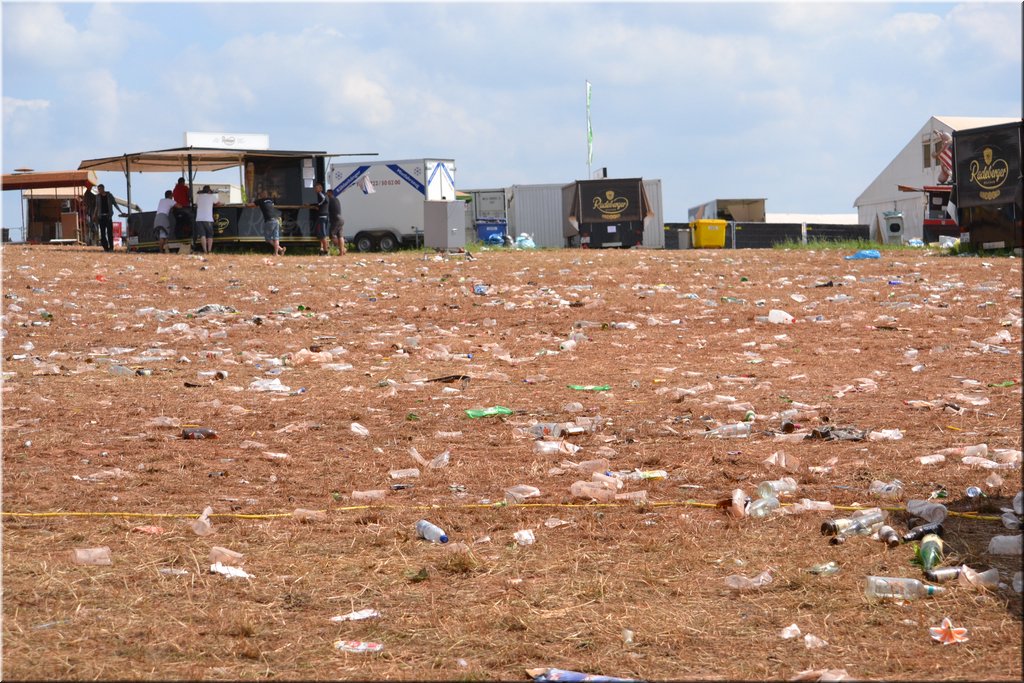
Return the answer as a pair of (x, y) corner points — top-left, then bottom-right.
(2, 97), (51, 137)
(4, 2), (141, 69)
(948, 2), (1021, 63)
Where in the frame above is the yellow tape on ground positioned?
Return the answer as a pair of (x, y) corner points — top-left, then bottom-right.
(0, 500), (1002, 522)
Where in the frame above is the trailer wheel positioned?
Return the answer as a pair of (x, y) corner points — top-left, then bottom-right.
(355, 234), (378, 253)
(378, 234), (399, 252)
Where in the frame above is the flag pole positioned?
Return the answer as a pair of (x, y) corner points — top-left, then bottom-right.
(586, 80), (592, 180)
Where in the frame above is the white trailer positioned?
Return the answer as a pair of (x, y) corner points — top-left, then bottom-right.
(327, 158), (457, 252)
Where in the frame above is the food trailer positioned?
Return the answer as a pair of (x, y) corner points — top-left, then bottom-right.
(78, 147), (375, 252)
(565, 178), (653, 248)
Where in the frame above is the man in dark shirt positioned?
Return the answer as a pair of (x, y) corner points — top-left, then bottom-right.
(312, 182), (330, 255)
(250, 193), (285, 256)
(329, 188), (346, 255)
(92, 184), (123, 252)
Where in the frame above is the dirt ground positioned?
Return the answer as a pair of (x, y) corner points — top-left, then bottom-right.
(2, 243), (1021, 682)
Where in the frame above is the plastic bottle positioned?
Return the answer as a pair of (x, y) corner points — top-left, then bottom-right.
(828, 509), (887, 545)
(529, 422), (564, 439)
(415, 519), (448, 543)
(864, 576), (944, 601)
(108, 365), (135, 377)
(916, 534), (944, 571)
(747, 496), (780, 518)
(902, 522), (944, 543)
(939, 444), (987, 457)
(869, 479), (904, 499)
(756, 477), (797, 499)
(615, 490), (649, 505)
(569, 481), (616, 502)
(465, 406), (514, 418)
(877, 525), (901, 548)
(351, 489), (386, 503)
(916, 454), (946, 465)
(575, 458), (611, 476)
(821, 508), (886, 536)
(505, 485), (541, 504)
(591, 472), (623, 490)
(559, 339), (577, 352)
(767, 309), (794, 324)
(182, 427), (218, 440)
(706, 422), (752, 438)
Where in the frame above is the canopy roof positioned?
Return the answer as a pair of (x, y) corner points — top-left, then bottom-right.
(78, 146), (341, 174)
(2, 170), (99, 191)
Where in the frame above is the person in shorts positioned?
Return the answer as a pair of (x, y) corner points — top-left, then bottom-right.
(252, 193), (285, 256)
(194, 185), (219, 255)
(154, 190), (176, 253)
(312, 182), (330, 255)
(329, 188), (346, 255)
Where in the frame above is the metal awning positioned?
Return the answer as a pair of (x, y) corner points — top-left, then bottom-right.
(78, 147), (335, 173)
(2, 170), (99, 191)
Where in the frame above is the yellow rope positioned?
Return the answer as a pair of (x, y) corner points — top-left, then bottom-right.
(0, 499), (1003, 521)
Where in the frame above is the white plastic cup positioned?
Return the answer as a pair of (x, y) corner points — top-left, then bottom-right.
(906, 499), (948, 524)
(70, 547), (112, 566)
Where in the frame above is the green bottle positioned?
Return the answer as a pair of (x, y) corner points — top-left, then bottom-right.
(567, 384), (611, 391)
(915, 534), (944, 571)
(464, 406), (514, 418)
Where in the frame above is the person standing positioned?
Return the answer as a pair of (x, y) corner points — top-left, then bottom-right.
(154, 190), (176, 253)
(312, 182), (330, 255)
(194, 185), (220, 255)
(92, 184), (122, 252)
(172, 176), (192, 242)
(251, 193), (285, 256)
(82, 186), (97, 245)
(329, 187), (346, 255)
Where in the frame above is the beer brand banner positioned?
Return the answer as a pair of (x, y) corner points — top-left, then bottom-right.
(571, 178), (650, 223)
(955, 124), (1020, 208)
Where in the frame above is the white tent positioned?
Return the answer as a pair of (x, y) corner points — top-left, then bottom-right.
(854, 115), (1018, 240)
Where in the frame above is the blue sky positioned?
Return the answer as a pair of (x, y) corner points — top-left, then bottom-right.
(2, 1), (1020, 233)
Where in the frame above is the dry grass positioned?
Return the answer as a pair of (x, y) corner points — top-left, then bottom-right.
(2, 244), (1021, 681)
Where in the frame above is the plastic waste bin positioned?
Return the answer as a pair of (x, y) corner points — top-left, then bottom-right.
(691, 219), (728, 248)
(476, 219), (507, 244)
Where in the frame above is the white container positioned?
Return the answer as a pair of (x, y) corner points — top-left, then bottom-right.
(767, 309), (794, 324)
(987, 534), (1022, 555)
(70, 547), (112, 566)
(916, 454), (946, 465)
(906, 499), (948, 524)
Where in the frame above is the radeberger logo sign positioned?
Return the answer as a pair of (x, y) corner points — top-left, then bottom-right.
(970, 146), (1010, 201)
(592, 190), (629, 220)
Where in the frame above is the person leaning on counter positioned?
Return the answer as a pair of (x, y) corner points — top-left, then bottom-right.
(248, 192), (286, 256)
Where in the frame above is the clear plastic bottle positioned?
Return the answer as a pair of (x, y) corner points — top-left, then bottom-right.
(906, 500), (948, 524)
(756, 477), (797, 499)
(864, 576), (944, 601)
(747, 496), (779, 518)
(706, 422), (752, 438)
(415, 519), (448, 543)
(828, 509), (887, 545)
(821, 508), (886, 536)
(569, 481), (616, 502)
(869, 479), (904, 499)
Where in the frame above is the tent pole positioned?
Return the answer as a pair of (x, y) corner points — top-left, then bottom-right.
(124, 155), (132, 251)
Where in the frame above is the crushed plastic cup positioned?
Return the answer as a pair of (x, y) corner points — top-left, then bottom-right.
(513, 529), (536, 546)
(350, 422), (370, 437)
(293, 508), (327, 523)
(780, 624), (802, 639)
(987, 535), (1022, 555)
(70, 547), (112, 566)
(569, 481), (615, 502)
(505, 485), (542, 504)
(958, 565), (999, 590)
(209, 546), (245, 566)
(331, 608), (380, 623)
(906, 500), (948, 524)
(725, 569), (773, 590)
(191, 506), (215, 536)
